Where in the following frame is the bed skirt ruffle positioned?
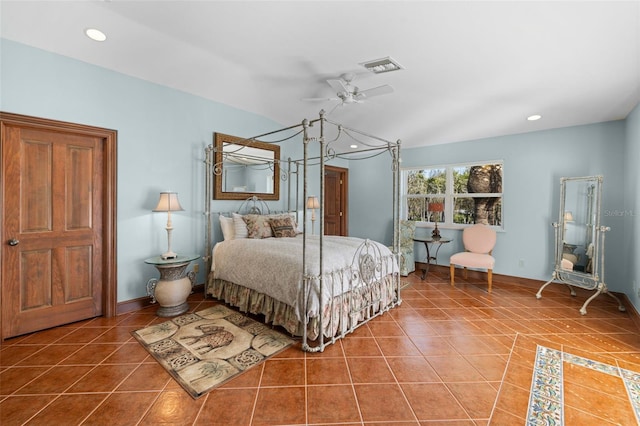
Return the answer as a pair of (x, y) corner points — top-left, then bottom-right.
(206, 273), (399, 342)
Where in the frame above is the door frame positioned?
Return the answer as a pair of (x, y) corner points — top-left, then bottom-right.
(0, 112), (118, 337)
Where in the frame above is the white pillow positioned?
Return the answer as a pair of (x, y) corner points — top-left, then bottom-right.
(219, 215), (235, 240)
(232, 213), (248, 238)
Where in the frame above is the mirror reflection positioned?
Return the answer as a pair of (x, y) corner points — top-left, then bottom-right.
(560, 178), (598, 274)
(213, 133), (280, 200)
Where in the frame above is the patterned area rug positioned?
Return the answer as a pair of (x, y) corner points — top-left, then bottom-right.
(132, 305), (294, 398)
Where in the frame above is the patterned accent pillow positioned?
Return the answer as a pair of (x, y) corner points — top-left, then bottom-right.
(269, 216), (297, 238)
(242, 214), (273, 239)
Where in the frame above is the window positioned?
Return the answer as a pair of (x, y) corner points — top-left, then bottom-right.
(403, 161), (503, 228)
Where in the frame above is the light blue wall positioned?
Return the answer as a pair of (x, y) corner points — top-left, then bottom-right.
(2, 39), (638, 310)
(350, 120), (631, 295)
(623, 103), (640, 307)
(0, 39), (301, 302)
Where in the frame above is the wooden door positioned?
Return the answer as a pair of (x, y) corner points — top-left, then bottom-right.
(1, 113), (117, 339)
(324, 166), (348, 236)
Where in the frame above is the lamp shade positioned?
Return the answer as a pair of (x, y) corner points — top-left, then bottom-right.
(306, 196), (320, 209)
(428, 202), (444, 212)
(153, 192), (184, 212)
(564, 211), (574, 222)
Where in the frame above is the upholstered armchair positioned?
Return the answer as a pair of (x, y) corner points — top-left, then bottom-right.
(449, 224), (497, 292)
(393, 220), (416, 276)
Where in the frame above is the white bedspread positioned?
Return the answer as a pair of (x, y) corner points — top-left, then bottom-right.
(212, 235), (396, 321)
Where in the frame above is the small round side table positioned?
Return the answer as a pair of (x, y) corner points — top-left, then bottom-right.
(145, 254), (199, 317)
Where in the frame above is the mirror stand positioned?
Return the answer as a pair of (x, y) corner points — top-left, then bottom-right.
(536, 176), (626, 315)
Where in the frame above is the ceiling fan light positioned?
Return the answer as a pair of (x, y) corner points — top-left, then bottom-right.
(360, 56), (404, 74)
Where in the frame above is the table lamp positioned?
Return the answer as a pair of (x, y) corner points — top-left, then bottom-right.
(153, 191), (184, 259)
(307, 196), (320, 235)
(428, 202), (444, 239)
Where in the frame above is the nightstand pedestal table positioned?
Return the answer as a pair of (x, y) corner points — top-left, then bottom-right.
(145, 254), (199, 317)
(412, 237), (452, 280)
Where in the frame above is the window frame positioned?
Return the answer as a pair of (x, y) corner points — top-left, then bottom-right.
(402, 160), (504, 230)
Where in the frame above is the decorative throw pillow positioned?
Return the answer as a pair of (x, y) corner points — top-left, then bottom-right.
(242, 214), (273, 239)
(219, 215), (235, 240)
(269, 216), (297, 238)
(232, 213), (248, 239)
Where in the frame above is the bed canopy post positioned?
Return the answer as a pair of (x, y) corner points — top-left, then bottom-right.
(203, 144), (215, 269)
(392, 140), (402, 297)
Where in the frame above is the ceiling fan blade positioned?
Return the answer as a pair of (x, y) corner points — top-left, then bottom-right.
(327, 78), (349, 94)
(356, 84), (394, 99)
(301, 96), (340, 102)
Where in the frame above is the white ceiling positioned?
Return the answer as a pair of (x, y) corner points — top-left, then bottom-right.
(1, 1), (639, 150)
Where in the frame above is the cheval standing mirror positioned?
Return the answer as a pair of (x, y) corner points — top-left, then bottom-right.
(536, 175), (625, 314)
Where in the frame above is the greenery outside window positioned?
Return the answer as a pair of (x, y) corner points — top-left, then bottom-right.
(403, 161), (503, 228)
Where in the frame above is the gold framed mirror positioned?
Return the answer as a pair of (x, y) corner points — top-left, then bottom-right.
(213, 132), (280, 200)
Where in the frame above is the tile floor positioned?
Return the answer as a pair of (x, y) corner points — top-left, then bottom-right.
(1, 268), (639, 425)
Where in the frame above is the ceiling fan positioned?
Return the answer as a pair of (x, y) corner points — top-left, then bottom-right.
(303, 73), (394, 105)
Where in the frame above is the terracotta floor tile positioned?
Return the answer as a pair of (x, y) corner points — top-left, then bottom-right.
(91, 326), (138, 344)
(410, 336), (459, 357)
(102, 341), (150, 364)
(426, 355), (485, 382)
(376, 336), (421, 356)
(1, 274), (639, 425)
(59, 343), (122, 365)
(564, 380), (638, 425)
(342, 337), (383, 357)
(368, 320), (407, 337)
(463, 354), (508, 382)
(0, 394), (57, 424)
(0, 366), (49, 395)
(399, 321), (439, 336)
(355, 383), (416, 422)
(66, 364), (137, 393)
(17, 344), (84, 366)
(81, 391), (159, 425)
(401, 382), (470, 421)
(116, 362), (172, 391)
(194, 388), (258, 425)
(0, 345), (46, 366)
(307, 357), (351, 385)
(14, 327), (73, 345)
(387, 356), (441, 383)
(347, 356), (396, 383)
(491, 382), (531, 419)
(25, 393), (108, 425)
(445, 335), (497, 355)
(219, 363), (263, 388)
(445, 381), (498, 418)
(488, 406), (525, 425)
(16, 365), (93, 394)
(140, 390), (205, 425)
(260, 358), (305, 386)
(54, 327), (109, 344)
(307, 384), (361, 424)
(252, 386), (306, 425)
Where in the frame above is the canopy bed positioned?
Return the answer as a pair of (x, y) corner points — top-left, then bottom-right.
(203, 111), (402, 352)
(536, 175), (625, 315)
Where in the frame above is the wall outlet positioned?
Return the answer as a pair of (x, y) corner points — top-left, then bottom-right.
(193, 263), (199, 274)
(518, 259), (525, 268)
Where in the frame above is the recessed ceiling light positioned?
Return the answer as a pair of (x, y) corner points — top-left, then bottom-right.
(350, 144), (358, 149)
(85, 28), (107, 42)
(527, 114), (542, 121)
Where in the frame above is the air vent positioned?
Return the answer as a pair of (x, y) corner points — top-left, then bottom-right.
(360, 57), (404, 74)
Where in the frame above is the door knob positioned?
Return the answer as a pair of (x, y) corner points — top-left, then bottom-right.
(8, 239), (19, 246)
